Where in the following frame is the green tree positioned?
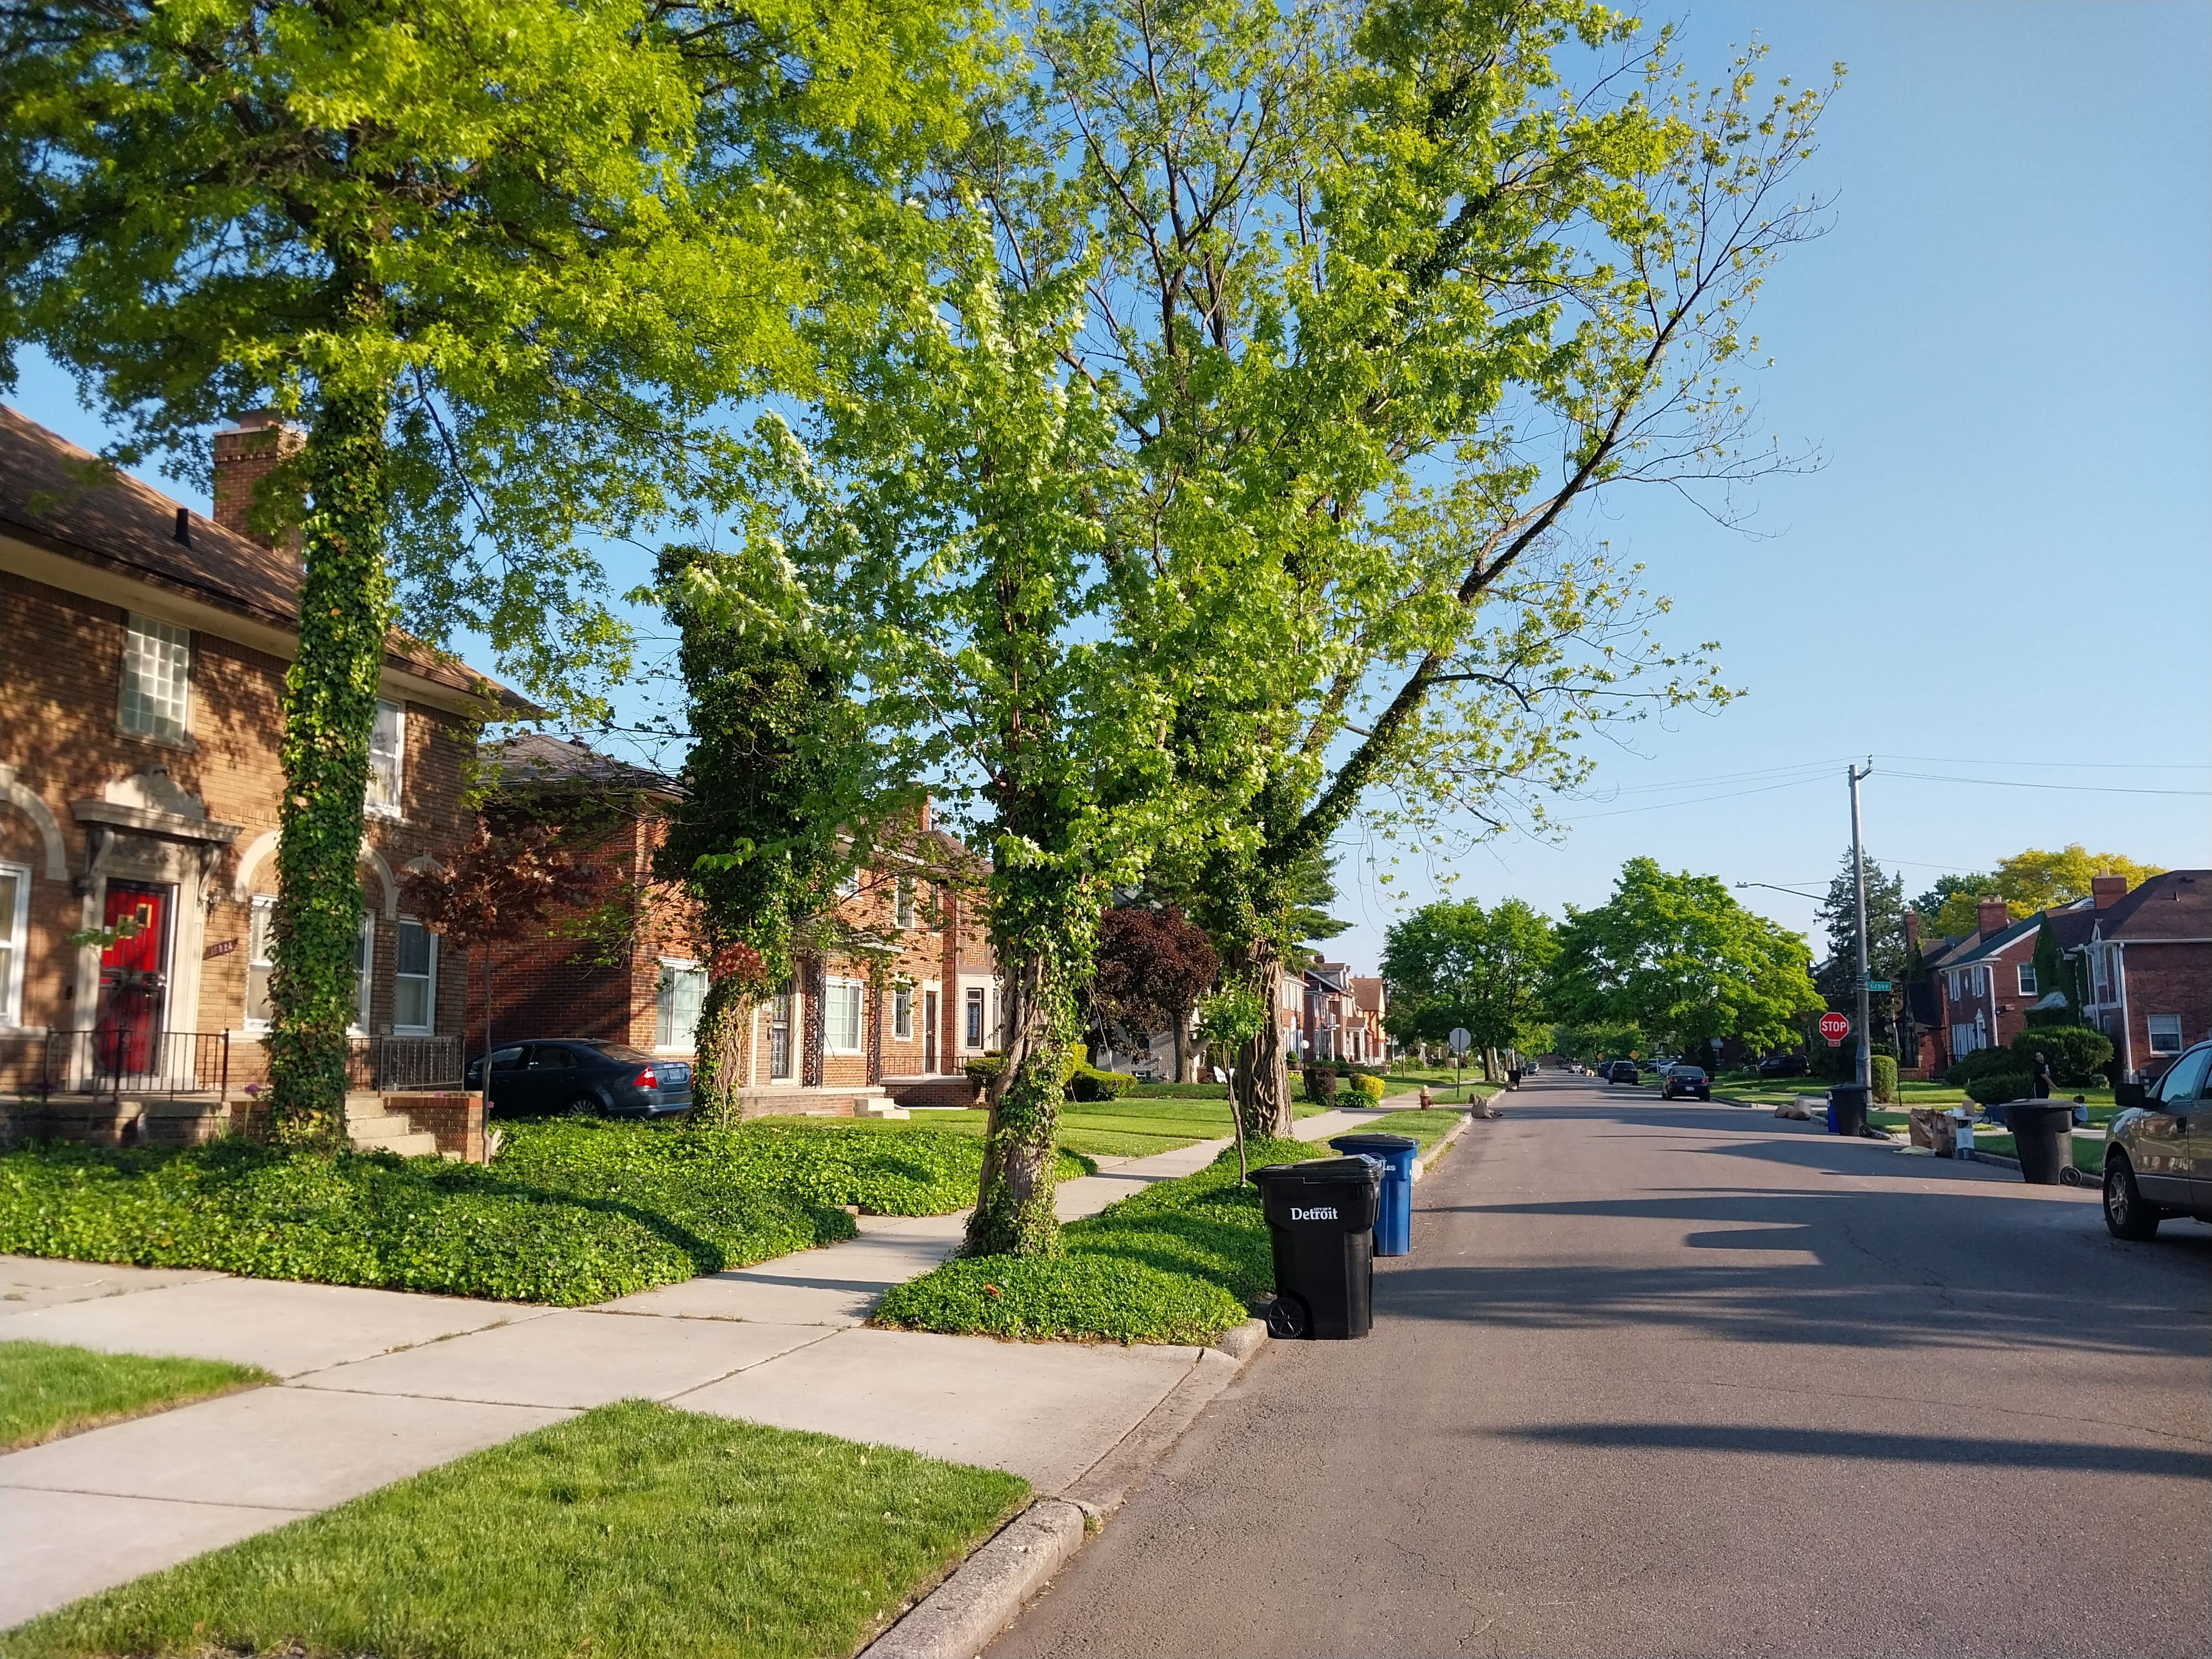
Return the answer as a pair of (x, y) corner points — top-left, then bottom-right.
(1812, 846), (1907, 1030)
(1381, 899), (1557, 1078)
(1918, 845), (2166, 938)
(1551, 858), (1819, 1056)
(1, 0), (964, 1141)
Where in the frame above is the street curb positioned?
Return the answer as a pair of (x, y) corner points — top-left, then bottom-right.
(860, 1498), (1086, 1659)
(1414, 1109), (1475, 1179)
(860, 1329), (1272, 1658)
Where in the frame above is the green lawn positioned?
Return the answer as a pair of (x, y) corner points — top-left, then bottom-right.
(877, 1135), (1335, 1343)
(0, 1119), (1086, 1307)
(1316, 1108), (1467, 1151)
(883, 1093), (1323, 1160)
(4, 1400), (1027, 1659)
(1, 1341), (273, 1452)
(1702, 1071), (2118, 1119)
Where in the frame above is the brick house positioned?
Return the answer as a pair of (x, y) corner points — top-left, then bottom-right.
(0, 403), (520, 1126)
(2061, 870), (2211, 1084)
(475, 735), (997, 1111)
(1920, 896), (2082, 1070)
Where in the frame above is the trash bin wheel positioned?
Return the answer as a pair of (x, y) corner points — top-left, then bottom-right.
(1265, 1293), (1310, 1340)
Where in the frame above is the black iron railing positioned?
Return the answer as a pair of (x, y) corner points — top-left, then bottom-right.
(345, 1034), (466, 1091)
(1, 1030), (232, 1102)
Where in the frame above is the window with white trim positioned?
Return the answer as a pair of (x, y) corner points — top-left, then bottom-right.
(394, 917), (437, 1033)
(837, 867), (862, 899)
(2016, 963), (2038, 996)
(352, 916), (373, 1033)
(0, 862), (27, 1027)
(245, 895), (276, 1028)
(656, 960), (705, 1051)
(365, 700), (405, 818)
(893, 986), (914, 1041)
(119, 613), (191, 741)
(964, 986), (986, 1051)
(2146, 1014), (2184, 1056)
(2091, 951), (2110, 1000)
(1971, 967), (1985, 998)
(895, 876), (915, 930)
(824, 978), (864, 1053)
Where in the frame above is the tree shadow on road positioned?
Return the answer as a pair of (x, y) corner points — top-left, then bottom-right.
(1483, 1422), (2211, 1482)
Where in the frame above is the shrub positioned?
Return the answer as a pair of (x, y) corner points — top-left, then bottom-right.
(1870, 1054), (1899, 1104)
(1347, 1073), (1385, 1103)
(1965, 1071), (2033, 1106)
(1302, 1066), (1338, 1107)
(2007, 1025), (2112, 1087)
(1944, 1046), (2027, 1087)
(962, 1054), (1003, 1084)
(1069, 1063), (1137, 1102)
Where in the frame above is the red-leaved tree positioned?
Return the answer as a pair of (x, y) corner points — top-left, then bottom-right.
(1093, 905), (1220, 1083)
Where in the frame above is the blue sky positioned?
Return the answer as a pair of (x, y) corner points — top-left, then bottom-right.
(11, 2), (2208, 970)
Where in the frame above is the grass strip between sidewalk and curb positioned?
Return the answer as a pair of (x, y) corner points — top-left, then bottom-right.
(861, 1094), (1321, 1159)
(0, 1119), (1087, 1307)
(874, 1136), (1336, 1345)
(3, 1399), (1030, 1659)
(0, 1340), (273, 1452)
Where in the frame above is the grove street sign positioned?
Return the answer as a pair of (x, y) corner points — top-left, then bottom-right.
(1818, 1011), (1851, 1046)
(1448, 1027), (1472, 1056)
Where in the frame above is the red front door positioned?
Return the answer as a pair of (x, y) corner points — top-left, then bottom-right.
(96, 882), (171, 1075)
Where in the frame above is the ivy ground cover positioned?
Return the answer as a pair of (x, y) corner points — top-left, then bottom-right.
(876, 1136), (1334, 1345)
(0, 1119), (1083, 1307)
(6, 1400), (1028, 1659)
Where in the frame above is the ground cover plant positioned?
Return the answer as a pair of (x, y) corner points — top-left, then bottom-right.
(0, 1341), (272, 1452)
(0, 1120), (1060, 1306)
(4, 1399), (1027, 1659)
(876, 1136), (1332, 1343)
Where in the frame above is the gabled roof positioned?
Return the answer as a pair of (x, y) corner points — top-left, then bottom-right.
(0, 402), (531, 714)
(494, 731), (676, 796)
(1942, 901), (2089, 968)
(2040, 906), (2101, 954)
(2089, 870), (2212, 943)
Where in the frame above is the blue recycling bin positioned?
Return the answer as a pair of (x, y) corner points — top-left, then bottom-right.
(1328, 1133), (1419, 1257)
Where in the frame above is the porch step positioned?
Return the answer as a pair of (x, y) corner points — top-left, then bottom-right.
(737, 1085), (907, 1120)
(345, 1113), (416, 1141)
(351, 1129), (440, 1158)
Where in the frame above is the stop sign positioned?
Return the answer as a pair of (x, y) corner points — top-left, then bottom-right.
(1818, 1011), (1851, 1046)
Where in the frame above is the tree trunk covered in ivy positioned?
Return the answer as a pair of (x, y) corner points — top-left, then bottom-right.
(965, 865), (1097, 1258)
(268, 380), (392, 1147)
(1229, 944), (1295, 1139)
(690, 975), (755, 1130)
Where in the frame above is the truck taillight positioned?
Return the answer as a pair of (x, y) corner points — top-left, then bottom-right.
(633, 1068), (658, 1089)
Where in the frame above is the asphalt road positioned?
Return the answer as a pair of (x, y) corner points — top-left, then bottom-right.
(992, 1073), (2212, 1658)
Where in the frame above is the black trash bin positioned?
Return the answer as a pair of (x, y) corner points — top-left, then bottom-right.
(1252, 1156), (1381, 1340)
(2004, 1100), (2072, 1185)
(1829, 1082), (1869, 1137)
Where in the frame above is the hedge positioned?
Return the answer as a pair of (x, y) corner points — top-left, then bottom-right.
(1346, 1073), (1386, 1103)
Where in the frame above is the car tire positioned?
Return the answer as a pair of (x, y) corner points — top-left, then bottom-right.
(2102, 1154), (2162, 1241)
(563, 1094), (603, 1119)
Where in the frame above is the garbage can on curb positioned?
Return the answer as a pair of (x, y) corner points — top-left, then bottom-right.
(2004, 1099), (2072, 1185)
(1328, 1132), (1419, 1257)
(1829, 1083), (1869, 1137)
(1251, 1156), (1381, 1340)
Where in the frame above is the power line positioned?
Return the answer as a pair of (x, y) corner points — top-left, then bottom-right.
(1877, 753), (2209, 773)
(1882, 770), (2211, 799)
(1563, 774), (1832, 819)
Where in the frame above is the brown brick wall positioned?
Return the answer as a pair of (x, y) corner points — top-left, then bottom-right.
(2118, 941), (2212, 1079)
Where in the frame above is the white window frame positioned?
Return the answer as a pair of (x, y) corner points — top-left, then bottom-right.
(656, 957), (706, 1053)
(352, 915), (374, 1035)
(895, 876), (915, 930)
(2146, 1014), (2183, 1056)
(365, 699), (406, 819)
(2016, 963), (2037, 996)
(893, 985), (914, 1041)
(837, 867), (863, 900)
(244, 893), (277, 1031)
(824, 976), (866, 1054)
(393, 916), (438, 1036)
(119, 612), (192, 742)
(0, 860), (28, 1027)
(964, 986), (986, 1052)
(1970, 966), (1985, 998)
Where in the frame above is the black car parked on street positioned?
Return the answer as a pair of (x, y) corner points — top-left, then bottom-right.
(1759, 1052), (1809, 1078)
(1662, 1065), (1712, 1101)
(1605, 1060), (1640, 1084)
(464, 1040), (695, 1118)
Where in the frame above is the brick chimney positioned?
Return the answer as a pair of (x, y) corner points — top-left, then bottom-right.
(211, 410), (304, 549)
(1903, 908), (1920, 954)
(1976, 897), (2009, 938)
(2091, 872), (2127, 910)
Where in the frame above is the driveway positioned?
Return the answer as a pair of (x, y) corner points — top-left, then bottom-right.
(992, 1072), (2212, 1657)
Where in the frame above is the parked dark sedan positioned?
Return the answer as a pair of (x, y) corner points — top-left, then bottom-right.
(1662, 1064), (1712, 1101)
(1759, 1052), (1809, 1078)
(1605, 1060), (1640, 1084)
(465, 1041), (694, 1118)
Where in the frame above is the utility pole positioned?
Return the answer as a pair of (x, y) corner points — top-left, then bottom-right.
(1848, 760), (1874, 1092)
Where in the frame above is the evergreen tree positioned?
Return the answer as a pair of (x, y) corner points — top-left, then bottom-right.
(1814, 846), (1908, 1025)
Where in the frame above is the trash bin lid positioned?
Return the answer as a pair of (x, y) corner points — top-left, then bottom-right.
(1249, 1156), (1381, 1186)
(1326, 1133), (1417, 1152)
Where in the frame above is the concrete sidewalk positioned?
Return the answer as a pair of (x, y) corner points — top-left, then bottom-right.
(2, 1114), (1352, 1626)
